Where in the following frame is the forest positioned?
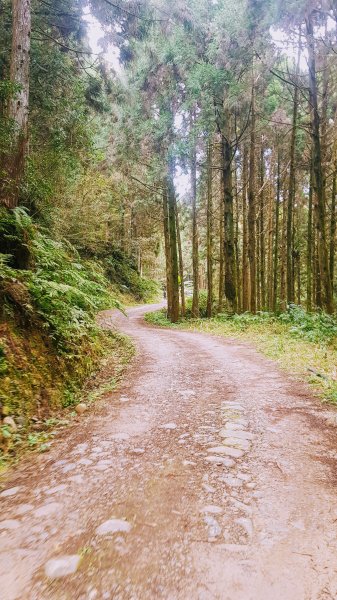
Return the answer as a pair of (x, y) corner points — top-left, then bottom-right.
(2, 2), (337, 598)
(1, 0), (337, 441)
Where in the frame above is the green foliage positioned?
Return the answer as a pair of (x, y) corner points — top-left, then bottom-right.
(278, 305), (337, 345)
(215, 305), (337, 346)
(105, 249), (159, 302)
(185, 290), (210, 318)
(0, 208), (119, 350)
(145, 309), (171, 326)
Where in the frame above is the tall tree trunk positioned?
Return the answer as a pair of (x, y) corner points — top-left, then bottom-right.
(330, 165), (336, 292)
(191, 138), (199, 318)
(163, 186), (173, 318)
(167, 158), (180, 323)
(218, 157), (225, 312)
(175, 201), (186, 317)
(242, 144), (249, 311)
(0, 0), (31, 208)
(280, 185), (287, 311)
(248, 81), (257, 313)
(306, 158), (313, 312)
(273, 146), (281, 312)
(259, 143), (266, 309)
(206, 138), (213, 317)
(286, 34), (301, 305)
(306, 13), (333, 313)
(267, 156), (274, 309)
(222, 119), (237, 312)
(234, 157), (241, 312)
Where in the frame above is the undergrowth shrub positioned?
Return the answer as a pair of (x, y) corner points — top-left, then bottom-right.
(185, 290), (209, 318)
(101, 248), (159, 302)
(0, 208), (120, 351)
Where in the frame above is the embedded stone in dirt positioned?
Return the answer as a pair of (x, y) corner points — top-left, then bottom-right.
(0, 486), (22, 498)
(130, 448), (145, 455)
(205, 456), (235, 467)
(62, 463), (77, 473)
(204, 515), (221, 538)
(235, 517), (253, 538)
(111, 433), (130, 441)
(45, 484), (67, 495)
(44, 555), (81, 578)
(201, 505), (223, 514)
(223, 437), (251, 450)
(224, 420), (248, 429)
(0, 519), (20, 530)
(161, 422), (177, 430)
(96, 518), (132, 535)
(77, 458), (93, 466)
(15, 503), (34, 515)
(120, 395), (130, 402)
(219, 429), (253, 440)
(34, 502), (62, 518)
(207, 446), (244, 458)
(221, 475), (243, 488)
(72, 443), (88, 454)
(202, 483), (216, 493)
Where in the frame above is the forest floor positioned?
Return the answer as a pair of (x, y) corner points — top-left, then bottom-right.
(1, 303), (337, 599)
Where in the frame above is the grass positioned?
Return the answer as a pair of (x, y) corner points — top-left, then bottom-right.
(145, 304), (337, 406)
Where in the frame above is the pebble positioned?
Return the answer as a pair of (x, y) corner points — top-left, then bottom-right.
(201, 505), (223, 514)
(204, 515), (221, 538)
(130, 448), (145, 455)
(246, 482), (256, 489)
(0, 486), (21, 498)
(45, 554), (81, 578)
(205, 456), (235, 467)
(224, 420), (248, 429)
(62, 463), (77, 473)
(45, 485), (67, 495)
(95, 463), (110, 471)
(3, 417), (17, 432)
(219, 429), (253, 440)
(235, 517), (253, 537)
(220, 475), (243, 487)
(15, 503), (34, 515)
(0, 519), (20, 530)
(96, 519), (132, 535)
(223, 437), (251, 450)
(77, 458), (93, 466)
(231, 499), (253, 515)
(223, 403), (244, 410)
(34, 502), (62, 518)
(73, 443), (88, 454)
(161, 423), (177, 430)
(68, 475), (84, 484)
(202, 483), (216, 493)
(111, 433), (130, 441)
(207, 446), (244, 458)
(237, 472), (251, 481)
(75, 403), (87, 415)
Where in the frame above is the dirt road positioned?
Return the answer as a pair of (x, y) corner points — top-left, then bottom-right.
(1, 304), (337, 600)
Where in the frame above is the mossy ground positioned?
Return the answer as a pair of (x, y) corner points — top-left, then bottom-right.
(145, 309), (337, 406)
